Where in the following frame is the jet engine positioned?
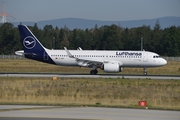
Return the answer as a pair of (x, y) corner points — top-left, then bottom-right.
(103, 62), (123, 73)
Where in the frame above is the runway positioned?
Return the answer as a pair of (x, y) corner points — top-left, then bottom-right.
(0, 73), (180, 80)
(0, 105), (179, 120)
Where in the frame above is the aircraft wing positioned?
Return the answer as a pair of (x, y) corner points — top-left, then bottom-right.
(64, 47), (104, 67)
(77, 58), (104, 67)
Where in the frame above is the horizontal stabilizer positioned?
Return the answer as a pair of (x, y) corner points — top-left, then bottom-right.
(15, 50), (37, 56)
(15, 50), (24, 56)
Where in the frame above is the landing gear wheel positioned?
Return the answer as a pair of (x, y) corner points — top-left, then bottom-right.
(143, 68), (147, 75)
(90, 70), (98, 75)
(144, 72), (147, 75)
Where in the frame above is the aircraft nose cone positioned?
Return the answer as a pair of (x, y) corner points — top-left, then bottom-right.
(162, 59), (167, 65)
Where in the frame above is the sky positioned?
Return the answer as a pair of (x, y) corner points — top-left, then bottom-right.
(1, 0), (180, 22)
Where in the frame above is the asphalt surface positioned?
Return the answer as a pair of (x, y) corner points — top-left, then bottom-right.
(0, 105), (179, 120)
(0, 73), (180, 80)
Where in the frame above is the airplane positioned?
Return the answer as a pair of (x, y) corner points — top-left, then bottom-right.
(15, 24), (167, 75)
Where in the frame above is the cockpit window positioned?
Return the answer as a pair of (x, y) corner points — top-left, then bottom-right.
(153, 56), (161, 58)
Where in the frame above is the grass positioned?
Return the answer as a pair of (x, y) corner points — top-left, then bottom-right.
(0, 59), (180, 75)
(0, 77), (180, 110)
(0, 59), (180, 110)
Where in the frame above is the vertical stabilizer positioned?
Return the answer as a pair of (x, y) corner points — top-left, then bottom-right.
(18, 25), (45, 53)
(18, 24), (55, 64)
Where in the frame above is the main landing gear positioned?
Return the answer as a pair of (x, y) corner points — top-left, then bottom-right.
(143, 68), (147, 75)
(90, 66), (98, 75)
(90, 69), (98, 75)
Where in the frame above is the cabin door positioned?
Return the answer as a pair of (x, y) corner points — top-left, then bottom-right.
(143, 53), (148, 62)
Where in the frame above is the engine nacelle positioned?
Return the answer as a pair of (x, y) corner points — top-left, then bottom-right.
(103, 62), (122, 73)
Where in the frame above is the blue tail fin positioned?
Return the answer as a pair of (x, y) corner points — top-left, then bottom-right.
(18, 25), (45, 53)
(18, 24), (55, 64)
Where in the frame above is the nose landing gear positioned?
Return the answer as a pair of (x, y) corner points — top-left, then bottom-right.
(143, 68), (147, 75)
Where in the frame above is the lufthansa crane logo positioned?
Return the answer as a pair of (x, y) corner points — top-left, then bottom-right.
(23, 36), (36, 49)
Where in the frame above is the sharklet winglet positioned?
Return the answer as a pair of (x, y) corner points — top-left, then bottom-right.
(64, 47), (75, 58)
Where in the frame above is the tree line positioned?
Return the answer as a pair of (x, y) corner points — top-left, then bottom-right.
(0, 21), (180, 56)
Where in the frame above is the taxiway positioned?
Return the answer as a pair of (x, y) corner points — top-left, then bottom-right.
(0, 73), (180, 80)
(0, 105), (180, 120)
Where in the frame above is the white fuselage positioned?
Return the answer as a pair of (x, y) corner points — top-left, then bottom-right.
(45, 49), (167, 68)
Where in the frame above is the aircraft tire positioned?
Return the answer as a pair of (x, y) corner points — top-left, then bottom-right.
(90, 70), (98, 75)
(144, 72), (147, 75)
